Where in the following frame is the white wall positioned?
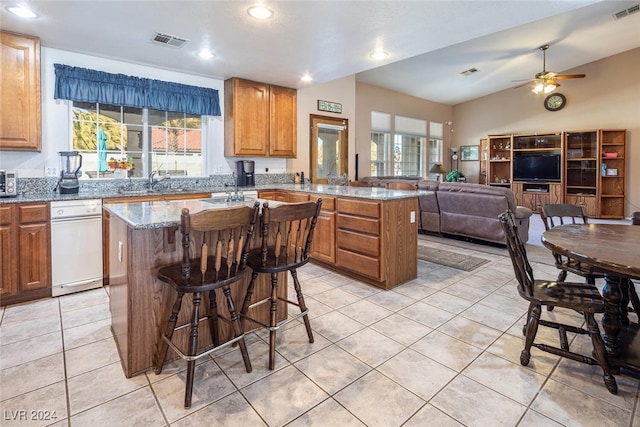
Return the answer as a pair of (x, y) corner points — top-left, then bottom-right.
(1, 47), (288, 178)
(293, 76), (357, 179)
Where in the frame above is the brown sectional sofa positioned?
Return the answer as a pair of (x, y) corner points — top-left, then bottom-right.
(354, 177), (533, 244)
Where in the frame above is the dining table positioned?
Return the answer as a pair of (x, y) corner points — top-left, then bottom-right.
(541, 223), (640, 374)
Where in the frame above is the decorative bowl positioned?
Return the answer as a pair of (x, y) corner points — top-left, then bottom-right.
(603, 152), (618, 158)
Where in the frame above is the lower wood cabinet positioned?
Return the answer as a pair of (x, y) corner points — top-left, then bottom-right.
(512, 182), (562, 213)
(0, 202), (51, 306)
(565, 194), (598, 218)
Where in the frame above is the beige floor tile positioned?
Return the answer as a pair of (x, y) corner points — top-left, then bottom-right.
(437, 315), (503, 349)
(366, 290), (416, 312)
(339, 299), (393, 326)
(312, 287), (362, 310)
(398, 300), (456, 329)
(404, 403), (464, 427)
(370, 313), (432, 346)
(152, 359), (237, 423)
(336, 328), (405, 367)
(411, 330), (482, 372)
(172, 391), (267, 427)
(485, 332), (560, 376)
(70, 386), (164, 426)
(430, 375), (526, 427)
(63, 318), (112, 350)
(0, 331), (62, 371)
(270, 322), (332, 365)
(241, 364), (328, 426)
(64, 337), (120, 378)
(422, 290), (476, 314)
(214, 339), (286, 389)
(67, 361), (148, 415)
(334, 370), (425, 427)
(61, 303), (111, 330)
(1, 298), (59, 324)
(294, 344), (371, 395)
(460, 302), (522, 332)
(0, 381), (67, 427)
(463, 351), (547, 405)
(0, 313), (61, 346)
(311, 310), (365, 342)
(531, 378), (633, 427)
(377, 348), (457, 401)
(0, 352), (65, 401)
(287, 397), (366, 426)
(392, 279), (439, 300)
(518, 409), (566, 427)
(58, 287), (109, 313)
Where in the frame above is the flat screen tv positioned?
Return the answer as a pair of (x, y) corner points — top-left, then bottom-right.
(513, 154), (561, 182)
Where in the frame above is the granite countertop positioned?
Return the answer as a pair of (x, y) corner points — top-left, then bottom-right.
(103, 184), (424, 230)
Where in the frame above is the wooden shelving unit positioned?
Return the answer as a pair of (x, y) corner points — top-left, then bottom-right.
(487, 135), (512, 187)
(564, 131), (599, 217)
(598, 129), (626, 218)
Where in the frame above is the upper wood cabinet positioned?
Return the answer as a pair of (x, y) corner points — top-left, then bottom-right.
(224, 78), (297, 157)
(0, 31), (41, 152)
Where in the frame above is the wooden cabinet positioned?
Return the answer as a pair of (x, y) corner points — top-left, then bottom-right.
(0, 31), (41, 152)
(565, 194), (598, 218)
(598, 130), (626, 218)
(513, 182), (562, 213)
(309, 195), (335, 264)
(224, 78), (297, 157)
(0, 203), (51, 306)
(487, 135), (512, 187)
(336, 199), (381, 280)
(479, 137), (488, 184)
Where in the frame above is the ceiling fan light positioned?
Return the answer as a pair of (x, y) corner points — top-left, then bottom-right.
(532, 82), (544, 94)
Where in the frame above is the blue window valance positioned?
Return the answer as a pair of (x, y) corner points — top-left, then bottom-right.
(53, 64), (220, 116)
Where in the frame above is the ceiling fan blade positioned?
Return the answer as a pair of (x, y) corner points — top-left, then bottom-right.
(555, 74), (586, 80)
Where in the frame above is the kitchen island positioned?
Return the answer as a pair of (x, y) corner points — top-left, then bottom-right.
(104, 185), (419, 377)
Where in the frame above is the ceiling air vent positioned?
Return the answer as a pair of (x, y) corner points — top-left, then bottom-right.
(151, 32), (189, 48)
(613, 4), (639, 20)
(461, 68), (479, 76)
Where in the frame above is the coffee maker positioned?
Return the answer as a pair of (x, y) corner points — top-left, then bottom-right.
(235, 160), (255, 187)
(58, 151), (82, 194)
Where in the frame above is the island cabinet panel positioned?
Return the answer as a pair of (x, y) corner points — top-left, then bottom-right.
(309, 195), (335, 264)
(109, 215), (286, 377)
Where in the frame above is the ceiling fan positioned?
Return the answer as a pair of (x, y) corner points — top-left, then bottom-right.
(519, 44), (586, 94)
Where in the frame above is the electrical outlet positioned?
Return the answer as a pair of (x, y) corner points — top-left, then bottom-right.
(45, 166), (58, 177)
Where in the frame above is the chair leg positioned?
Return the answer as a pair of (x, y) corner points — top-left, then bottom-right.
(184, 292), (202, 408)
(290, 268), (313, 343)
(240, 270), (260, 329)
(208, 290), (220, 347)
(521, 303), (541, 366)
(268, 272), (279, 370)
(155, 292), (184, 375)
(222, 284), (252, 373)
(628, 280), (640, 321)
(584, 313), (618, 395)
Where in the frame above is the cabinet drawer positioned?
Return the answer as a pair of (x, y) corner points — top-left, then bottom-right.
(337, 199), (379, 218)
(336, 248), (380, 279)
(287, 192), (310, 203)
(337, 214), (379, 236)
(18, 204), (48, 224)
(337, 229), (379, 257)
(0, 206), (12, 226)
(311, 195), (335, 212)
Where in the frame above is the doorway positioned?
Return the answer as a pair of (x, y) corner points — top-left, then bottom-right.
(310, 115), (348, 184)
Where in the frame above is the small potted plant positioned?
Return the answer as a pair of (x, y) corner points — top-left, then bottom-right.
(107, 156), (133, 179)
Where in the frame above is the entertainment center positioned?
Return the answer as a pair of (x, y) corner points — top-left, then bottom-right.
(479, 129), (626, 218)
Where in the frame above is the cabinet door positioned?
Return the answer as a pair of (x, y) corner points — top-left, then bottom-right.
(0, 31), (41, 151)
(0, 206), (17, 297)
(310, 210), (335, 264)
(225, 78), (269, 156)
(18, 222), (50, 291)
(269, 85), (297, 157)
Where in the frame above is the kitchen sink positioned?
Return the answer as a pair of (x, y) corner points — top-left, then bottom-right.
(117, 188), (159, 195)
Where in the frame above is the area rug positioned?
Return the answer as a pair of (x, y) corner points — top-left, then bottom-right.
(417, 245), (490, 271)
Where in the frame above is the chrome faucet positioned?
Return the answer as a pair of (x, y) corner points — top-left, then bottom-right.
(148, 170), (170, 190)
(226, 171), (244, 202)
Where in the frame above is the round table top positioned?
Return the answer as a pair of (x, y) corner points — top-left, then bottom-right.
(542, 223), (640, 279)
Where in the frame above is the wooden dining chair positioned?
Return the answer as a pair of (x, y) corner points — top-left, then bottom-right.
(155, 202), (260, 408)
(541, 203), (640, 318)
(240, 199), (322, 369)
(500, 210), (617, 395)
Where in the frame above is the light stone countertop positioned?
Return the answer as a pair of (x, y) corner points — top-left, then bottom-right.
(103, 184), (424, 230)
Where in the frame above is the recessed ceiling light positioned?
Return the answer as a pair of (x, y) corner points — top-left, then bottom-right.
(301, 74), (313, 82)
(369, 50), (389, 60)
(6, 5), (39, 18)
(247, 6), (273, 20)
(196, 49), (214, 60)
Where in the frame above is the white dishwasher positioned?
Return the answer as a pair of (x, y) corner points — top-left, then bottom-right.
(50, 199), (103, 296)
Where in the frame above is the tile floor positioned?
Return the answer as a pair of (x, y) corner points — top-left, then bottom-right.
(1, 216), (639, 427)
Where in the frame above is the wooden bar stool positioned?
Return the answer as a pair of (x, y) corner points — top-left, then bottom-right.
(240, 199), (322, 369)
(155, 202), (260, 408)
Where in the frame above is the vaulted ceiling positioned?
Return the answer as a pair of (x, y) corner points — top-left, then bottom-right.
(1, 1), (639, 105)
